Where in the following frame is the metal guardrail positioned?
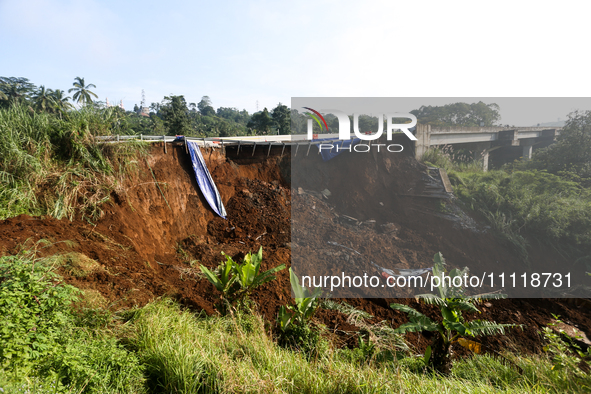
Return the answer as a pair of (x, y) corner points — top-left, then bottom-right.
(94, 134), (356, 157)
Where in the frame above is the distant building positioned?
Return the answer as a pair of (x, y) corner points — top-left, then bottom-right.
(105, 98), (124, 110)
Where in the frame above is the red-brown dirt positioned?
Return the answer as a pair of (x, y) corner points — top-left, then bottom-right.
(0, 141), (588, 355)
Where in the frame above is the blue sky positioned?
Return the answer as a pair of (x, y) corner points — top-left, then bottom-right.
(2, 0), (590, 124)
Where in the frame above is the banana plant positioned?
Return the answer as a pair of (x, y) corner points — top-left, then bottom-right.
(234, 247), (286, 297)
(200, 253), (236, 297)
(200, 247), (286, 314)
(390, 252), (518, 375)
(278, 268), (323, 330)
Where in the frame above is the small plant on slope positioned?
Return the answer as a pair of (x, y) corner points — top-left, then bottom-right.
(390, 252), (518, 375)
(277, 268), (324, 356)
(200, 246), (286, 314)
(541, 314), (591, 381)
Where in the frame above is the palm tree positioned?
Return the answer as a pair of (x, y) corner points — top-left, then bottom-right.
(32, 85), (54, 112)
(51, 89), (73, 111)
(68, 77), (98, 106)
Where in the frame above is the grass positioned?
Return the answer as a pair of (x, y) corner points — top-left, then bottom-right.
(1, 246), (589, 393)
(421, 145), (484, 173)
(129, 300), (591, 394)
(0, 104), (150, 222)
(57, 252), (102, 277)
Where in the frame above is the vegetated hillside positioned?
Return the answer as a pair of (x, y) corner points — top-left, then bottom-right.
(0, 142), (589, 355)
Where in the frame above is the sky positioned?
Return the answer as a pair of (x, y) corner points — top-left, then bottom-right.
(2, 0), (591, 125)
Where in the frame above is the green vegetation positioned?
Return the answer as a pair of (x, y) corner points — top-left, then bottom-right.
(200, 247), (286, 314)
(277, 268), (323, 330)
(391, 253), (517, 374)
(1, 76), (291, 141)
(454, 170), (591, 257)
(411, 101), (501, 127)
(421, 127), (591, 269)
(1, 247), (590, 393)
(276, 268), (324, 356)
(541, 315), (591, 378)
(525, 110), (591, 187)
(1, 87), (590, 392)
(0, 246), (144, 393)
(68, 76), (99, 106)
(132, 299), (591, 394)
(0, 103), (150, 221)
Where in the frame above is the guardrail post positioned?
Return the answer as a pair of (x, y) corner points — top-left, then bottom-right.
(163, 135), (167, 153)
(267, 142), (272, 157)
(252, 142), (257, 156)
(117, 135), (120, 143)
(140, 134), (143, 141)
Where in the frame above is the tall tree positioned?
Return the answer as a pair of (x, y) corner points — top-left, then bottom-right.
(160, 95), (192, 135)
(68, 77), (98, 106)
(198, 95), (215, 117)
(150, 102), (161, 114)
(32, 85), (54, 112)
(271, 103), (290, 135)
(50, 89), (73, 111)
(217, 107), (250, 125)
(411, 102), (501, 127)
(247, 108), (273, 135)
(530, 110), (591, 186)
(0, 77), (36, 106)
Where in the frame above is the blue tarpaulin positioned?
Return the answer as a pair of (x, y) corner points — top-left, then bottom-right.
(187, 141), (227, 219)
(315, 138), (362, 161)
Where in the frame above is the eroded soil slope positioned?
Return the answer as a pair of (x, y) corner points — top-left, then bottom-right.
(0, 142), (588, 355)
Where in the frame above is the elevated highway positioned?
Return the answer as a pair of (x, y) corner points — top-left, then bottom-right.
(414, 125), (561, 170)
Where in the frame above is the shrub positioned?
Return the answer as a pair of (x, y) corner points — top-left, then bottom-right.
(541, 315), (591, 381)
(0, 248), (144, 393)
(454, 170), (591, 252)
(0, 250), (78, 371)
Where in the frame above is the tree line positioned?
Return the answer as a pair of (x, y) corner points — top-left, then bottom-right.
(0, 76), (290, 138)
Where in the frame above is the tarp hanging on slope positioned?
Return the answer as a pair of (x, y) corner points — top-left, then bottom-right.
(187, 141), (227, 219)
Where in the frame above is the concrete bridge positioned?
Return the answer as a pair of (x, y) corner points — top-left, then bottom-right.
(414, 124), (562, 170)
(98, 125), (562, 170)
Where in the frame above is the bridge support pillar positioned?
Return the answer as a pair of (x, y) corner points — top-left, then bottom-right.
(414, 124), (431, 160)
(522, 144), (533, 160)
(482, 150), (490, 171)
(471, 142), (491, 171)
